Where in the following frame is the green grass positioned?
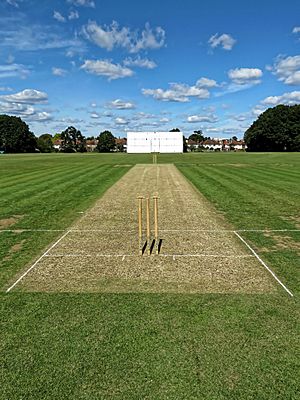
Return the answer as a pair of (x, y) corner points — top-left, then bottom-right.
(0, 154), (133, 288)
(1, 152), (300, 399)
(177, 159), (300, 295)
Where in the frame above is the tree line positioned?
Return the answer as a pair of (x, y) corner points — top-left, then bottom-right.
(1, 104), (300, 153)
(0, 115), (118, 153)
(244, 104), (300, 151)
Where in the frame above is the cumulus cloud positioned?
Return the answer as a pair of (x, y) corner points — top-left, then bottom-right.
(228, 68), (263, 85)
(142, 85), (209, 102)
(159, 117), (169, 123)
(292, 27), (300, 34)
(123, 56), (157, 69)
(0, 89), (48, 104)
(186, 114), (218, 123)
(68, 10), (79, 20)
(196, 77), (218, 88)
(251, 91), (300, 118)
(67, 0), (95, 7)
(82, 21), (165, 53)
(271, 55), (300, 85)
(142, 77), (217, 102)
(90, 112), (101, 118)
(27, 111), (52, 121)
(106, 99), (136, 109)
(52, 67), (68, 76)
(115, 117), (129, 125)
(261, 91), (300, 106)
(208, 33), (236, 50)
(53, 11), (66, 23)
(0, 88), (52, 121)
(80, 59), (134, 80)
(0, 63), (30, 79)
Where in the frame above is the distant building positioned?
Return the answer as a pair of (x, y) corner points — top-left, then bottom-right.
(86, 139), (98, 152)
(53, 139), (62, 151)
(187, 138), (247, 151)
(127, 131), (183, 153)
(115, 137), (127, 152)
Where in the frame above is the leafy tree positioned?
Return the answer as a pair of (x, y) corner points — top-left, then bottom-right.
(37, 134), (54, 153)
(116, 143), (125, 152)
(183, 135), (188, 152)
(244, 104), (300, 151)
(189, 130), (204, 143)
(0, 114), (36, 153)
(169, 128), (181, 132)
(231, 136), (238, 142)
(52, 133), (61, 142)
(96, 130), (115, 152)
(60, 126), (86, 152)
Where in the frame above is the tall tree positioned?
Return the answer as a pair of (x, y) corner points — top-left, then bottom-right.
(37, 134), (54, 153)
(60, 126), (86, 152)
(189, 130), (204, 143)
(244, 105), (300, 151)
(96, 130), (115, 152)
(169, 128), (181, 132)
(0, 114), (36, 153)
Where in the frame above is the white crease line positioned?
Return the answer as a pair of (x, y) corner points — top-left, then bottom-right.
(0, 229), (65, 232)
(45, 253), (254, 258)
(234, 231), (294, 297)
(6, 230), (71, 293)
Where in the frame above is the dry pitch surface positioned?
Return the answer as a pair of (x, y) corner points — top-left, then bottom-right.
(12, 164), (277, 293)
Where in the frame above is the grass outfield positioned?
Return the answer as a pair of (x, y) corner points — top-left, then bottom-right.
(1, 152), (299, 399)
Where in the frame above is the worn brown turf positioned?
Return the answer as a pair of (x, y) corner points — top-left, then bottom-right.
(16, 164), (277, 293)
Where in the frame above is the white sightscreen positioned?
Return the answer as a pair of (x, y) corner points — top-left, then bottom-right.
(127, 132), (183, 153)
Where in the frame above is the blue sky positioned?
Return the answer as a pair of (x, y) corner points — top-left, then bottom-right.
(0, 0), (300, 138)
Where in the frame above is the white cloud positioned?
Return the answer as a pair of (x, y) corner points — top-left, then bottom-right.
(82, 21), (165, 53)
(131, 23), (166, 53)
(261, 91), (300, 106)
(52, 67), (68, 76)
(208, 33), (236, 50)
(0, 24), (85, 52)
(27, 111), (52, 121)
(68, 10), (79, 20)
(251, 90), (300, 118)
(0, 101), (35, 116)
(80, 59), (134, 80)
(53, 11), (66, 23)
(229, 113), (249, 122)
(67, 0), (95, 7)
(159, 117), (169, 123)
(292, 27), (300, 34)
(196, 77), (218, 88)
(271, 55), (300, 85)
(228, 68), (263, 84)
(0, 86), (13, 92)
(0, 89), (48, 104)
(90, 112), (100, 119)
(0, 63), (30, 79)
(6, 0), (22, 7)
(142, 79), (214, 102)
(252, 105), (268, 117)
(115, 117), (129, 125)
(0, 91), (52, 121)
(123, 56), (157, 69)
(106, 99), (136, 109)
(186, 114), (218, 123)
